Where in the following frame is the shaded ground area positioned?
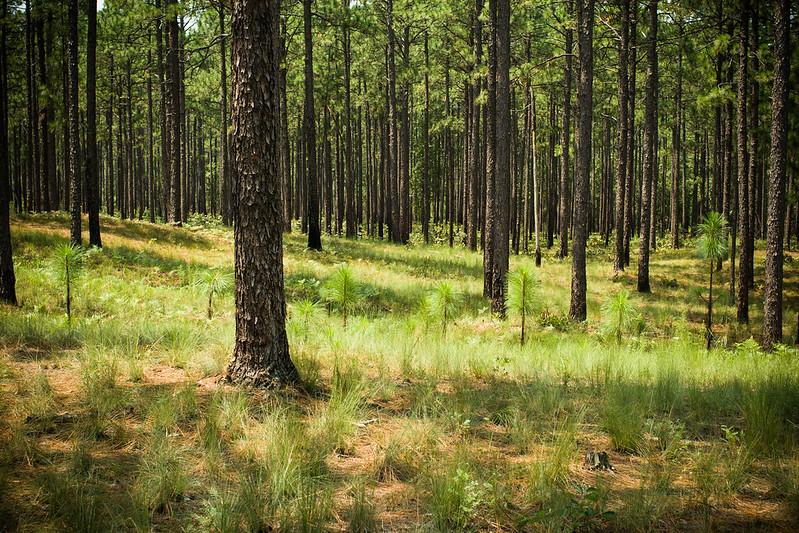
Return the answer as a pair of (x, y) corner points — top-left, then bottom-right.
(1, 213), (797, 531)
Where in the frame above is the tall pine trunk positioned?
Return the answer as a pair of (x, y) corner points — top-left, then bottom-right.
(735, 0), (750, 323)
(86, 0), (101, 246)
(303, 0), (322, 250)
(227, 0), (298, 387)
(613, 0), (629, 273)
(762, 0), (789, 350)
(569, 0), (593, 321)
(68, 0), (81, 245)
(0, 0), (16, 304)
(558, 0), (573, 259)
(637, 0), (658, 293)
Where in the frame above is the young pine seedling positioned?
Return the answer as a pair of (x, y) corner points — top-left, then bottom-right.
(506, 266), (537, 345)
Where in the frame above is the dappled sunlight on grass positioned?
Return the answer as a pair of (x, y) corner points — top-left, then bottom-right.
(1, 213), (797, 530)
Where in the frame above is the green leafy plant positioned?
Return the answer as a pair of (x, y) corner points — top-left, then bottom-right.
(320, 265), (359, 327)
(696, 212), (728, 350)
(506, 266), (536, 345)
(194, 268), (233, 319)
(426, 282), (461, 336)
(52, 244), (86, 321)
(601, 290), (638, 344)
(429, 464), (487, 530)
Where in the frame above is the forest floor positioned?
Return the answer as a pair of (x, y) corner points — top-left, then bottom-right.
(1, 212), (798, 532)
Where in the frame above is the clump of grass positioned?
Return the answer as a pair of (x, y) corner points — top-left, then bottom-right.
(374, 421), (438, 482)
(741, 375), (797, 455)
(197, 470), (267, 533)
(147, 385), (197, 435)
(132, 434), (188, 519)
(310, 361), (366, 453)
(23, 371), (56, 421)
(528, 415), (580, 500)
(428, 462), (487, 531)
(236, 408), (327, 518)
(0, 310), (81, 350)
(346, 480), (377, 533)
(499, 408), (538, 454)
(80, 353), (127, 439)
(281, 481), (333, 532)
(602, 382), (645, 453)
(205, 390), (250, 446)
(39, 471), (105, 533)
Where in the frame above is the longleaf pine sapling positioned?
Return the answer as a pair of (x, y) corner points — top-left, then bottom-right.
(696, 212), (729, 350)
(506, 266), (536, 345)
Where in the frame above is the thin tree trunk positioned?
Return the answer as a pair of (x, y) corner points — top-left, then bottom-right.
(558, 0), (573, 259)
(569, 0), (593, 321)
(165, 0), (181, 224)
(304, 0), (322, 250)
(68, 0), (81, 245)
(423, 30), (431, 244)
(491, 0), (510, 315)
(219, 6), (230, 225)
(86, 0), (101, 246)
(467, 0), (482, 251)
(736, 0), (750, 323)
(637, 0), (657, 293)
(0, 0), (16, 304)
(614, 0), (629, 273)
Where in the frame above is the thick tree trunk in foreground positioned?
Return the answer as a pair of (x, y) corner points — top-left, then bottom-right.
(569, 0), (593, 321)
(86, 0), (101, 247)
(762, 0), (789, 351)
(637, 0), (657, 293)
(68, 0), (81, 245)
(0, 0), (16, 304)
(304, 0), (322, 251)
(227, 0), (299, 387)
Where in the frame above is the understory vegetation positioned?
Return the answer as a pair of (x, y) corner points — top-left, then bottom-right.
(1, 213), (798, 531)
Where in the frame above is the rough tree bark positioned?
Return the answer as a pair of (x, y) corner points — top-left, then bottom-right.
(762, 0), (789, 351)
(303, 0), (322, 251)
(68, 0), (81, 245)
(467, 0), (482, 251)
(226, 0), (299, 387)
(735, 0), (750, 323)
(637, 0), (657, 293)
(569, 0), (593, 321)
(613, 0), (629, 273)
(0, 0), (16, 304)
(491, 0), (510, 316)
(165, 0), (181, 224)
(558, 0), (573, 259)
(218, 4), (231, 226)
(86, 0), (101, 246)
